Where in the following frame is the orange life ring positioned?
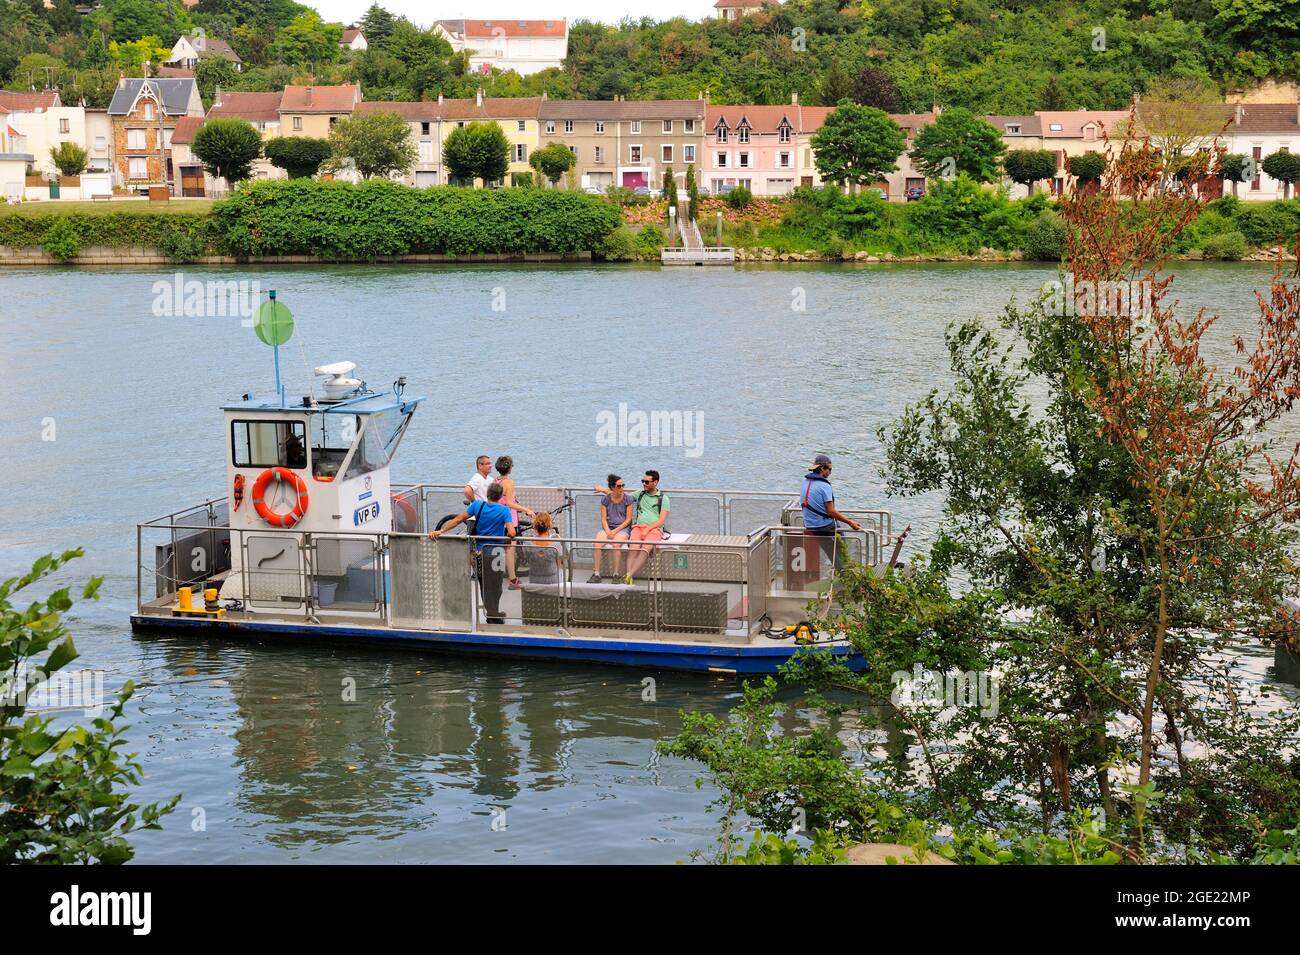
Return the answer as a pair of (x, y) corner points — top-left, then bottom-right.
(252, 467), (309, 527)
(391, 493), (419, 531)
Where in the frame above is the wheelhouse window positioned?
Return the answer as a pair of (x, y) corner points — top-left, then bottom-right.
(341, 409), (409, 481)
(232, 420), (307, 470)
(310, 414), (360, 480)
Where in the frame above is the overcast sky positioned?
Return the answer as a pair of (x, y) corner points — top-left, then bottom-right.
(312, 1), (717, 27)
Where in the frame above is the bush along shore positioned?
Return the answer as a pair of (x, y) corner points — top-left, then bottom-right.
(0, 179), (623, 265)
(4, 178), (1299, 266)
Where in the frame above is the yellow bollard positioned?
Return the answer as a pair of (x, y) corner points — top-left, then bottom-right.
(204, 588), (219, 612)
(178, 587), (192, 611)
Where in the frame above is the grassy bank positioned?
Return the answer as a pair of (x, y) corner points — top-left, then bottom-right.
(654, 181), (1300, 263)
(0, 199), (216, 217)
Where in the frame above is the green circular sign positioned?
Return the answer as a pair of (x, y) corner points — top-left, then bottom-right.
(255, 300), (294, 346)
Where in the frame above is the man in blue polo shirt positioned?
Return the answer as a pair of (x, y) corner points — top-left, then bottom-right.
(430, 481), (516, 624)
(800, 454), (861, 586)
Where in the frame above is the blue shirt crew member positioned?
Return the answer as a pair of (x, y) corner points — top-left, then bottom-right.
(429, 481), (516, 624)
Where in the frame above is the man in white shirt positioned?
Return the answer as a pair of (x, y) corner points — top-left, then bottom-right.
(464, 455), (493, 504)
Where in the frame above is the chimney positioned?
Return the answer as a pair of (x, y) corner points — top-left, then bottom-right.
(306, 87), (312, 106)
(476, 87), (483, 107)
(437, 92), (444, 105)
(214, 85), (222, 107)
(541, 90), (548, 100)
(1237, 103), (1244, 126)
(791, 92), (799, 106)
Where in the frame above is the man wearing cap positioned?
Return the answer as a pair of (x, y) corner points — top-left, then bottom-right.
(798, 454), (860, 587)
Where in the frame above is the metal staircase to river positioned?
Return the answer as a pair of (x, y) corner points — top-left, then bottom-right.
(661, 198), (735, 266)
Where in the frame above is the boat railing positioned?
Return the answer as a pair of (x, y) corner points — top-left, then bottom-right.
(394, 483), (800, 542)
(136, 519), (880, 640)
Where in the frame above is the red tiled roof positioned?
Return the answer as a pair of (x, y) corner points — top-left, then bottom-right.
(170, 115), (204, 144)
(356, 101), (441, 121)
(0, 90), (61, 111)
(279, 84), (361, 114)
(539, 99), (705, 121)
(155, 66), (195, 78)
(343, 28), (364, 43)
(208, 91), (282, 123)
(1037, 110), (1130, 138)
(438, 96), (543, 120)
(715, 0), (769, 7)
(707, 105), (798, 133)
(461, 19), (566, 38)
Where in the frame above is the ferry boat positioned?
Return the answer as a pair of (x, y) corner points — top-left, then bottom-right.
(130, 312), (893, 673)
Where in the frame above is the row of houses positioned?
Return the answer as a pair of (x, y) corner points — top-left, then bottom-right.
(8, 79), (1300, 203)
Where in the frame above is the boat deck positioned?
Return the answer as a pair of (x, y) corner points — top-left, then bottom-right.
(132, 483), (888, 672)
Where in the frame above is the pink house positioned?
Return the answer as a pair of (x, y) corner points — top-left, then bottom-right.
(704, 103), (803, 196)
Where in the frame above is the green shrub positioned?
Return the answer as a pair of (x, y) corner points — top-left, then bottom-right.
(210, 178), (621, 257)
(1021, 212), (1067, 261)
(594, 225), (639, 261)
(158, 228), (208, 263)
(1206, 194), (1240, 219)
(726, 185), (753, 209)
(1234, 204), (1300, 247)
(636, 224), (665, 257)
(41, 217), (81, 260)
(905, 175), (1005, 253)
(1201, 230), (1247, 261)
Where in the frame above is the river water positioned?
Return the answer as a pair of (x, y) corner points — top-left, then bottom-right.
(1, 261), (1296, 862)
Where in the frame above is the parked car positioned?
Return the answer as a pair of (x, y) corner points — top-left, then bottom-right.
(905, 186), (925, 201)
(717, 184), (735, 196)
(632, 186), (653, 198)
(870, 187), (888, 199)
(583, 186), (602, 195)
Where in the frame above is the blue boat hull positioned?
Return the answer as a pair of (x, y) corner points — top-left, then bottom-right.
(130, 613), (866, 674)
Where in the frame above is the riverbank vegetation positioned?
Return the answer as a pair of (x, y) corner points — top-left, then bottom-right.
(0, 180), (621, 261)
(1, 551), (177, 863)
(662, 138), (1300, 865)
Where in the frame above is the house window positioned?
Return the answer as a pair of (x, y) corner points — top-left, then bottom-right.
(1083, 124), (1096, 142)
(716, 152), (728, 168)
(143, 103), (154, 120)
(293, 116), (302, 131)
(93, 135), (106, 152)
(684, 119), (694, 133)
(629, 144), (642, 163)
(662, 144), (673, 162)
(59, 118), (70, 134)
(1049, 123), (1063, 132)
(546, 120), (556, 133)
(128, 156), (149, 179)
(738, 126), (750, 144)
(421, 121), (430, 135)
(1252, 145), (1262, 189)
(163, 128), (173, 148)
(778, 151), (791, 168)
(778, 125), (791, 143)
(564, 120), (574, 134)
(716, 125), (728, 143)
(683, 144), (695, 163)
(1005, 124), (1021, 134)
(662, 120), (673, 134)
(595, 121), (604, 133)
(126, 128), (146, 150)
(630, 121), (641, 134)
(594, 146), (604, 162)
(514, 143), (526, 162)
(738, 178), (752, 190)
(517, 120), (526, 132)
(738, 152), (750, 168)
(568, 145), (577, 157)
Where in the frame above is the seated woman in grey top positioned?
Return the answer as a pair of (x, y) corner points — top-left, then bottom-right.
(520, 511), (564, 585)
